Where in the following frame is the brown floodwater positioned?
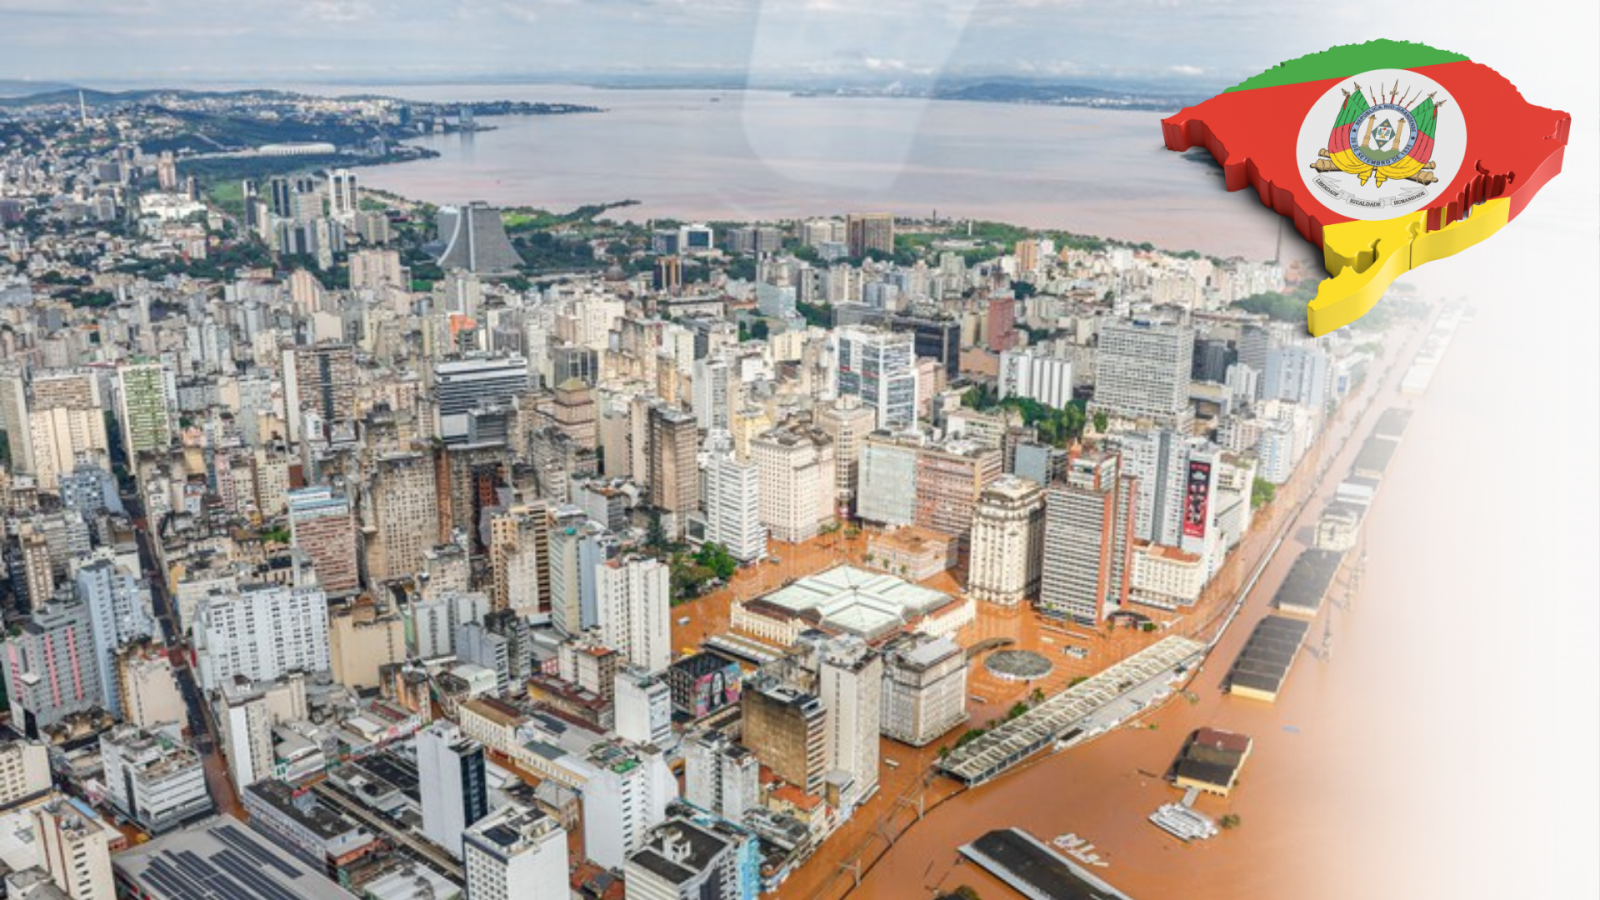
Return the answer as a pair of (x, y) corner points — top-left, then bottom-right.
(763, 309), (1450, 900)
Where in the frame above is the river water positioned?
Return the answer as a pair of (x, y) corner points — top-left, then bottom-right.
(324, 84), (1289, 260)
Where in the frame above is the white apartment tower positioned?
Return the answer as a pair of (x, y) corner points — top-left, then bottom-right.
(597, 556), (672, 674)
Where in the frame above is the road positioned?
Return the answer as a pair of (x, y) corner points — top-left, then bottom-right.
(130, 500), (243, 819)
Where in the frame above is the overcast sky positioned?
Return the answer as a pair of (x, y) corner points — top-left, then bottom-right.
(0, 0), (1345, 86)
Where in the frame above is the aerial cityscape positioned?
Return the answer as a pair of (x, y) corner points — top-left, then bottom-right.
(0, 11), (1593, 900)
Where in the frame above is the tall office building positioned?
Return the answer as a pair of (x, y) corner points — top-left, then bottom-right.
(682, 729), (759, 823)
(741, 677), (828, 795)
(647, 404), (699, 526)
(813, 395), (877, 516)
(74, 558), (157, 721)
(702, 454), (765, 564)
(1, 603), (103, 736)
(751, 425), (835, 543)
(286, 486), (360, 596)
(967, 475), (1047, 605)
(325, 168), (358, 221)
(1039, 451), (1137, 625)
(819, 637), (882, 810)
(217, 680), (273, 790)
(434, 202), (523, 275)
(463, 803), (569, 900)
(434, 355), (528, 445)
(488, 502), (549, 617)
(913, 440), (1004, 544)
(1090, 319), (1194, 426)
(998, 349), (1074, 409)
(0, 369), (34, 474)
(30, 797), (115, 900)
(846, 213), (894, 257)
(192, 584), (332, 691)
(582, 743), (677, 869)
(1112, 429), (1221, 553)
(115, 361), (171, 463)
(691, 356), (736, 432)
(363, 452), (439, 584)
(836, 327), (917, 430)
(98, 725), (213, 835)
(0, 739), (52, 809)
(856, 434), (919, 527)
(417, 722), (489, 859)
(284, 343), (356, 442)
(597, 556), (672, 674)
(1262, 343), (1331, 410)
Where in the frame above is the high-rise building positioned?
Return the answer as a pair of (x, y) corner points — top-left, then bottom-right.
(325, 168), (358, 221)
(1262, 343), (1331, 410)
(1039, 451), (1137, 625)
(0, 739), (51, 809)
(752, 424), (835, 544)
(488, 502), (550, 617)
(846, 213), (894, 257)
(434, 355), (528, 445)
(74, 558), (157, 721)
(217, 680), (274, 790)
(434, 202), (523, 275)
(1112, 429), (1221, 553)
(836, 327), (917, 430)
(691, 356), (736, 432)
(283, 343), (356, 443)
(741, 678), (828, 795)
(702, 454), (765, 563)
(582, 743), (677, 869)
(879, 634), (968, 747)
(417, 721), (489, 859)
(624, 815), (752, 900)
(0, 369), (34, 474)
(819, 637), (882, 810)
(998, 349), (1074, 409)
(2, 603), (103, 736)
(363, 452), (439, 584)
(813, 395), (876, 516)
(597, 556), (672, 674)
(348, 248), (404, 291)
(614, 667), (673, 748)
(647, 404), (699, 526)
(967, 475), (1047, 605)
(682, 729), (759, 823)
(115, 361), (171, 463)
(328, 601), (406, 690)
(463, 803), (568, 900)
(1091, 319), (1195, 427)
(30, 797), (115, 900)
(192, 584), (332, 691)
(913, 440), (1004, 545)
(856, 434), (919, 527)
(286, 487), (360, 596)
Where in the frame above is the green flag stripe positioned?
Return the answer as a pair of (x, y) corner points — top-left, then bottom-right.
(1334, 89), (1369, 129)
(1412, 97), (1438, 139)
(1223, 39), (1469, 93)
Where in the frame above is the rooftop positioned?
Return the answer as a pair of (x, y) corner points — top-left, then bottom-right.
(758, 565), (954, 640)
(113, 817), (353, 900)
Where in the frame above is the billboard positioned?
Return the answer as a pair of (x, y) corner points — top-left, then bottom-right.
(1183, 459), (1212, 539)
(692, 662), (743, 719)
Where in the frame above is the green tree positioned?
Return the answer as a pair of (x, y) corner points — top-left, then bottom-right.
(1092, 411), (1109, 434)
(1219, 813), (1242, 830)
(1251, 477), (1277, 509)
(693, 543), (738, 582)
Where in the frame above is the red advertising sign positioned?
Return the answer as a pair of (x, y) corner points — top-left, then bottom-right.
(1183, 460), (1212, 539)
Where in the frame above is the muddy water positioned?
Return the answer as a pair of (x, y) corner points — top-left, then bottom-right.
(761, 313), (1451, 900)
